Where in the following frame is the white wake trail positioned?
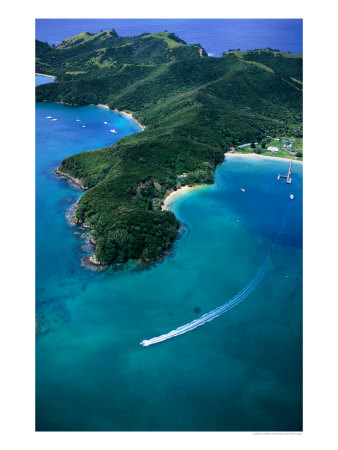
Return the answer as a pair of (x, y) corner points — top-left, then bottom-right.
(140, 209), (288, 347)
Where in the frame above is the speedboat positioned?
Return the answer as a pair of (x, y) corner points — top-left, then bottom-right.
(241, 188), (245, 192)
(104, 121), (108, 125)
(110, 129), (117, 133)
(290, 194), (294, 200)
(46, 116), (52, 119)
(51, 118), (57, 121)
(140, 340), (149, 347)
(82, 125), (86, 128)
(76, 119), (81, 122)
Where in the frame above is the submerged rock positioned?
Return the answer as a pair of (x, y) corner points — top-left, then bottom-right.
(194, 306), (201, 313)
(65, 199), (80, 227)
(81, 255), (109, 272)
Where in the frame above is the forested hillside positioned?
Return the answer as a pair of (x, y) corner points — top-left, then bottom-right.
(36, 29), (303, 265)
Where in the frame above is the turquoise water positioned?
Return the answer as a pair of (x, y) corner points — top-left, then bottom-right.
(36, 76), (302, 431)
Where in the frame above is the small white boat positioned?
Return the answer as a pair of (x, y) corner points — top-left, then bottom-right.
(76, 119), (81, 122)
(104, 121), (108, 125)
(51, 118), (57, 121)
(290, 194), (294, 200)
(241, 188), (245, 192)
(82, 125), (86, 128)
(140, 340), (149, 347)
(46, 116), (52, 119)
(110, 129), (117, 134)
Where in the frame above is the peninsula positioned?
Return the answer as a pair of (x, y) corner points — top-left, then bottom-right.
(35, 30), (302, 266)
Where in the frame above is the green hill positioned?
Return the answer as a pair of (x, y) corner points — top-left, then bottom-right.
(36, 30), (303, 266)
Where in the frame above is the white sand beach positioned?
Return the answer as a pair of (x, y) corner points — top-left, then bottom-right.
(162, 185), (206, 210)
(224, 152), (303, 164)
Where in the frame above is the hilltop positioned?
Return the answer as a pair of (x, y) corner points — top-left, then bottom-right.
(36, 30), (303, 266)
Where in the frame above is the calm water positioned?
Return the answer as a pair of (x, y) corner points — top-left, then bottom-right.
(35, 74), (55, 85)
(36, 19), (303, 56)
(36, 75), (302, 431)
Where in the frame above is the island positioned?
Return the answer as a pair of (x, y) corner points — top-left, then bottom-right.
(35, 30), (302, 266)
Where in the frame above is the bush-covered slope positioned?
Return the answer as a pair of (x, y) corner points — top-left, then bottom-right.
(36, 31), (302, 265)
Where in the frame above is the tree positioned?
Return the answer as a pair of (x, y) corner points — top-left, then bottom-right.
(251, 142), (256, 149)
(296, 151), (303, 157)
(261, 142), (266, 149)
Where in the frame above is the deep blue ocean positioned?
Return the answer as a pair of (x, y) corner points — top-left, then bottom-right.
(35, 21), (303, 430)
(35, 19), (303, 56)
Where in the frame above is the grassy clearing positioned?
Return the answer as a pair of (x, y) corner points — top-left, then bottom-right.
(143, 32), (184, 48)
(231, 137), (303, 161)
(65, 71), (87, 75)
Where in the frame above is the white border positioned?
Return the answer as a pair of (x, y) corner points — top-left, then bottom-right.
(2, 1), (338, 449)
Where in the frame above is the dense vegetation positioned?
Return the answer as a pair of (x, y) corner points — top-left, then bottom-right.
(36, 29), (303, 265)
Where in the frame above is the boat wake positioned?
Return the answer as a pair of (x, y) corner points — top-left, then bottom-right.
(140, 208), (288, 347)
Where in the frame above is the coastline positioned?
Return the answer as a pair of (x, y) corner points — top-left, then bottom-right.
(96, 103), (146, 131)
(116, 109), (146, 131)
(35, 72), (56, 79)
(162, 185), (207, 211)
(53, 103), (145, 269)
(224, 152), (303, 164)
(161, 150), (304, 212)
(55, 168), (88, 190)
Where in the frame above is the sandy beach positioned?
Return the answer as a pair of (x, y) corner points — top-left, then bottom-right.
(36, 72), (56, 79)
(161, 153), (303, 211)
(224, 152), (303, 164)
(97, 104), (145, 130)
(115, 109), (146, 131)
(97, 104), (110, 110)
(162, 185), (206, 210)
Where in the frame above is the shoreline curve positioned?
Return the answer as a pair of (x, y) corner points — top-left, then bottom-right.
(224, 152), (303, 164)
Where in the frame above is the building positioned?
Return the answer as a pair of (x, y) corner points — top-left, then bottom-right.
(267, 146), (279, 153)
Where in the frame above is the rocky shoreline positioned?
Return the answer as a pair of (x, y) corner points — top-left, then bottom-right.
(55, 168), (88, 190)
(58, 166), (198, 270)
(56, 168), (106, 271)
